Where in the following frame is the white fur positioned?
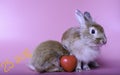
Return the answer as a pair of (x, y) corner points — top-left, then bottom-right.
(27, 64), (36, 71)
(70, 40), (100, 63)
(75, 10), (86, 29)
(62, 27), (100, 63)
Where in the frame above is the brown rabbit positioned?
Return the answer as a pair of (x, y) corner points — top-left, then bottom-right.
(61, 9), (107, 72)
(28, 40), (69, 73)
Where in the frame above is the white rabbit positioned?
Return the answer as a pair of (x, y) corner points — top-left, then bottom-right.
(61, 9), (107, 72)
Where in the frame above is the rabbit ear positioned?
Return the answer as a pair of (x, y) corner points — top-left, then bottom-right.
(84, 12), (94, 24)
(75, 9), (86, 29)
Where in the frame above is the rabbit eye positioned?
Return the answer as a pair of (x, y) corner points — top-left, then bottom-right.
(89, 27), (97, 35)
(91, 29), (95, 34)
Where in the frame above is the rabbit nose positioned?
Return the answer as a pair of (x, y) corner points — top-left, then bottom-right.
(101, 39), (107, 44)
(100, 38), (107, 44)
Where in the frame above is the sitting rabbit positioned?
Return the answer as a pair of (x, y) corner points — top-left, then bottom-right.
(61, 9), (107, 72)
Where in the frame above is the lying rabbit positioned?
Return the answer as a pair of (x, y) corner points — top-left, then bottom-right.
(28, 40), (69, 73)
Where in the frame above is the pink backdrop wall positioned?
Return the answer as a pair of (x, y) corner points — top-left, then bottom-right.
(0, 0), (120, 63)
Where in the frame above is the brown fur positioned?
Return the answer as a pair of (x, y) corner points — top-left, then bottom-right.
(62, 27), (81, 41)
(92, 24), (104, 33)
(31, 40), (69, 73)
(61, 27), (82, 51)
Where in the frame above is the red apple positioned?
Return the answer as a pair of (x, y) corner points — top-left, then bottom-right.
(60, 55), (77, 72)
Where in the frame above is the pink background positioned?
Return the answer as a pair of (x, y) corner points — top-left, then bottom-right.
(0, 0), (120, 65)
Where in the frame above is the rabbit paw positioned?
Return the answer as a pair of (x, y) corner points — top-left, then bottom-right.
(83, 64), (90, 71)
(75, 67), (82, 72)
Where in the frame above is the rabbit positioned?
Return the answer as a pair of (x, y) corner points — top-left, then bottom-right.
(28, 40), (69, 73)
(61, 9), (107, 72)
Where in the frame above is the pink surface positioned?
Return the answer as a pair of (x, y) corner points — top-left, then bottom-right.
(0, 0), (120, 74)
(0, 60), (120, 75)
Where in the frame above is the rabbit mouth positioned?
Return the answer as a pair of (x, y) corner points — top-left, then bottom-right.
(93, 38), (106, 46)
(95, 42), (105, 47)
(97, 43), (104, 47)
(88, 41), (104, 47)
(90, 43), (102, 47)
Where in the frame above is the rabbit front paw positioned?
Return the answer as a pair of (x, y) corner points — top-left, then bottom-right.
(75, 62), (82, 72)
(83, 64), (90, 71)
(75, 67), (82, 72)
